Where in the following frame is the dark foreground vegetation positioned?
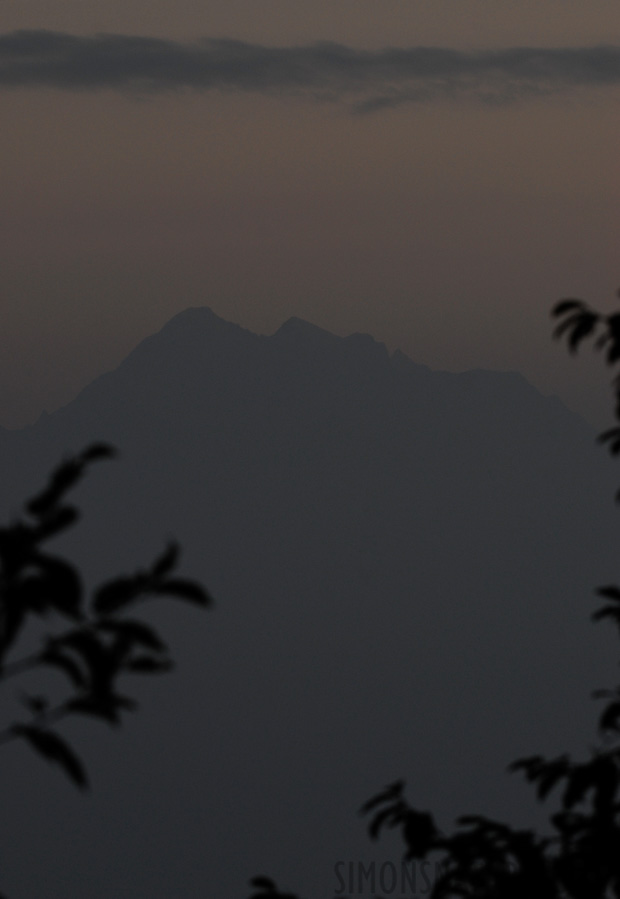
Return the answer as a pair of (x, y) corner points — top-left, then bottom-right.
(249, 296), (620, 899)
(2, 296), (620, 898)
(0, 445), (211, 897)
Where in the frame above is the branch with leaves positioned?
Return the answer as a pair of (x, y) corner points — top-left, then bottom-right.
(553, 295), (620, 462)
(249, 292), (620, 899)
(354, 297), (620, 899)
(0, 444), (211, 790)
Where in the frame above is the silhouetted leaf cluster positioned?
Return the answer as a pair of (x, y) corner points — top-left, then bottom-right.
(360, 780), (438, 857)
(0, 444), (212, 790)
(252, 291), (620, 898)
(248, 877), (300, 899)
(553, 295), (620, 460)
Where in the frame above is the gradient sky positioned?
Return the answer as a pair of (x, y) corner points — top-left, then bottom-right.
(1, 0), (619, 428)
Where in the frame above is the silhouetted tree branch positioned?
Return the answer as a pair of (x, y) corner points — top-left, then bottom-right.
(0, 444), (212, 792)
(250, 293), (620, 898)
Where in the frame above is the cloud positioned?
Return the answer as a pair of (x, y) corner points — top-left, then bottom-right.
(1, 30), (620, 109)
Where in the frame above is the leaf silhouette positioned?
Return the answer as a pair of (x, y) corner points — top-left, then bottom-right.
(27, 553), (83, 619)
(13, 725), (88, 789)
(248, 878), (299, 899)
(592, 607), (620, 632)
(155, 578), (212, 606)
(250, 878), (276, 890)
(596, 585), (620, 602)
(32, 506), (79, 542)
(368, 805), (400, 839)
(552, 299), (586, 317)
(80, 443), (116, 463)
(152, 542), (180, 578)
(26, 444), (115, 519)
(359, 779), (404, 814)
(93, 574), (149, 615)
(598, 428), (620, 455)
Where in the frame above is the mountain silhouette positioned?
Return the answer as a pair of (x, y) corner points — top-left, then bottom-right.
(0, 307), (617, 898)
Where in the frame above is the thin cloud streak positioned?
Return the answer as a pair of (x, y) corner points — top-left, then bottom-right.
(1, 30), (620, 108)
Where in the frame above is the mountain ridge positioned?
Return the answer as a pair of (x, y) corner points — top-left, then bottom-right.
(6, 305), (585, 442)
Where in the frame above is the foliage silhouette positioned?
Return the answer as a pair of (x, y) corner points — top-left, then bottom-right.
(248, 877), (300, 899)
(0, 443), (212, 793)
(249, 294), (620, 898)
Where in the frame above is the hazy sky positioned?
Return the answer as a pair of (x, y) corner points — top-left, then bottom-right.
(1, 0), (619, 428)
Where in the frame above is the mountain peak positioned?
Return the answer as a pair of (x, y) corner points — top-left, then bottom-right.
(124, 305), (257, 361)
(161, 305), (240, 333)
(273, 316), (335, 341)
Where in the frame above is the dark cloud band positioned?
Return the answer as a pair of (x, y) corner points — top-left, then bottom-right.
(1, 30), (619, 108)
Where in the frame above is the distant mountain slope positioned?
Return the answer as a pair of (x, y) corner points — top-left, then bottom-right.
(0, 307), (617, 899)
